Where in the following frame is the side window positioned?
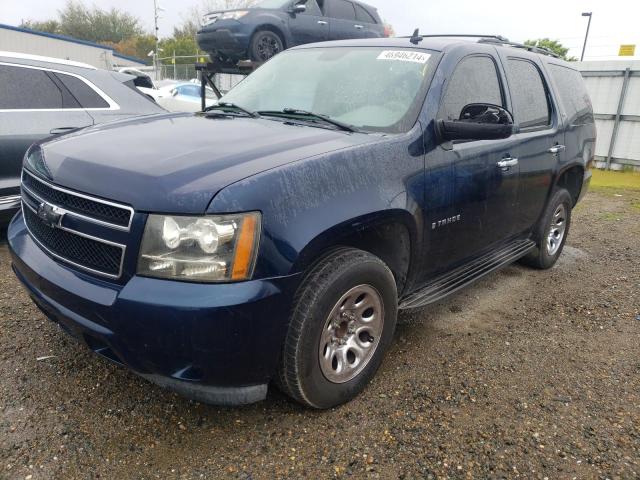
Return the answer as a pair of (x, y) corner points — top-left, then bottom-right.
(329, 0), (356, 20)
(355, 4), (377, 23)
(441, 56), (503, 121)
(298, 0), (322, 16)
(0, 64), (63, 109)
(54, 72), (109, 109)
(507, 58), (551, 129)
(548, 64), (593, 126)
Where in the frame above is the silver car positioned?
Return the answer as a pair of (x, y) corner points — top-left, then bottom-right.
(0, 52), (165, 224)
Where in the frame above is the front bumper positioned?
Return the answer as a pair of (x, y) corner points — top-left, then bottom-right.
(196, 22), (252, 57)
(8, 212), (300, 405)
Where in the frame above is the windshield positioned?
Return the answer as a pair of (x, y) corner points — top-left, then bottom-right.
(221, 47), (435, 133)
(254, 0), (292, 8)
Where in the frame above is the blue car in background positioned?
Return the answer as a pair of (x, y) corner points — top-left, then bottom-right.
(197, 0), (387, 63)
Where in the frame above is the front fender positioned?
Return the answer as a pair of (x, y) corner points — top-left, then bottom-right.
(208, 127), (426, 282)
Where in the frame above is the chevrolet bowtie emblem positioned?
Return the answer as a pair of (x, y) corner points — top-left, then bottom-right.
(36, 202), (63, 228)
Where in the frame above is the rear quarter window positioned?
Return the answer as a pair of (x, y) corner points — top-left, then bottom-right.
(506, 58), (551, 129)
(548, 64), (593, 126)
(54, 73), (110, 109)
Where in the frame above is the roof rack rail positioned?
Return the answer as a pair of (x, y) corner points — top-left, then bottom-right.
(400, 32), (562, 59)
(477, 37), (561, 58)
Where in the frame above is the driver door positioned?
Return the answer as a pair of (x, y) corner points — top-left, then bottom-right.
(430, 54), (521, 266)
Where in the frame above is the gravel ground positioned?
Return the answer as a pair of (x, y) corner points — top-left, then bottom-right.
(1, 189), (639, 480)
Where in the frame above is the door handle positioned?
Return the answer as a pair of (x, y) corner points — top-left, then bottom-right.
(317, 20), (328, 25)
(548, 145), (566, 154)
(50, 127), (77, 135)
(354, 24), (364, 29)
(497, 158), (518, 168)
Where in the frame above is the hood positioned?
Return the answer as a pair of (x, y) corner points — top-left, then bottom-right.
(36, 113), (375, 214)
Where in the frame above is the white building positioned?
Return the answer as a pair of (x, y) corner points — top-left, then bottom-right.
(0, 23), (146, 70)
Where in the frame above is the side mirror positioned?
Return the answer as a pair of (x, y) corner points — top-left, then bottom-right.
(290, 3), (306, 13)
(437, 103), (514, 142)
(171, 89), (179, 97)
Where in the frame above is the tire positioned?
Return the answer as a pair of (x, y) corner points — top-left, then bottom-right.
(277, 248), (398, 409)
(249, 30), (284, 62)
(520, 188), (572, 270)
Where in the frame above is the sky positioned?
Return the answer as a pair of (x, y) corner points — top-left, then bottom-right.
(2, 0), (640, 60)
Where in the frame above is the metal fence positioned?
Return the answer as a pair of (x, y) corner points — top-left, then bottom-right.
(154, 55), (245, 94)
(577, 61), (640, 171)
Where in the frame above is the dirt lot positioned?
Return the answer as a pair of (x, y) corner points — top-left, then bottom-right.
(1, 189), (638, 480)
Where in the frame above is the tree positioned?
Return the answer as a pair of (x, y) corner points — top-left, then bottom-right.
(21, 1), (143, 44)
(524, 38), (577, 61)
(101, 35), (156, 63)
(159, 36), (201, 65)
(20, 19), (61, 34)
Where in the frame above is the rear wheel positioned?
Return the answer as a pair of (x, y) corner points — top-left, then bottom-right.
(250, 30), (284, 62)
(520, 188), (572, 269)
(277, 248), (397, 409)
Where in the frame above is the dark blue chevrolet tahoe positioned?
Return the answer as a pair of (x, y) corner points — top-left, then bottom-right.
(8, 35), (595, 409)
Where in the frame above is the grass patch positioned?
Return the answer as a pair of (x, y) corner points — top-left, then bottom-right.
(590, 169), (640, 191)
(599, 212), (624, 221)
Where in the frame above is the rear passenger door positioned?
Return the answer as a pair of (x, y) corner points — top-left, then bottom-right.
(0, 63), (94, 199)
(326, 0), (360, 40)
(288, 0), (329, 45)
(500, 55), (564, 234)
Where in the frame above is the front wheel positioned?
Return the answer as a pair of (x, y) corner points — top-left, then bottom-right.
(277, 248), (397, 409)
(520, 188), (572, 269)
(249, 30), (284, 62)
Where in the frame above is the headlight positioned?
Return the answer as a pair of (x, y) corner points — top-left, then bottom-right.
(137, 212), (261, 282)
(219, 10), (249, 20)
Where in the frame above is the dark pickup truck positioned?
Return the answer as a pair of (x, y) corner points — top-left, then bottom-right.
(8, 35), (595, 409)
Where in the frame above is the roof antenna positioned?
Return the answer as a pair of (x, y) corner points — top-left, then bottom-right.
(410, 28), (423, 45)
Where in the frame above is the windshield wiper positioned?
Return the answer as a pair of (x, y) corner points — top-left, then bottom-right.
(203, 102), (260, 118)
(258, 108), (359, 132)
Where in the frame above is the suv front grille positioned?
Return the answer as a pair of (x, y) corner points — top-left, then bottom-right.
(20, 169), (130, 279)
(22, 170), (132, 229)
(23, 206), (123, 277)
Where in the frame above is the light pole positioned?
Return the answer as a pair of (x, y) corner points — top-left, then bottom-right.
(153, 0), (164, 79)
(580, 12), (592, 61)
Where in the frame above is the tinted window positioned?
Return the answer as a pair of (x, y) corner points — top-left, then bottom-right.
(298, 0), (322, 15)
(355, 4), (377, 23)
(548, 64), (593, 126)
(442, 56), (503, 121)
(133, 75), (154, 89)
(0, 64), (63, 109)
(507, 59), (551, 128)
(330, 0), (356, 20)
(54, 73), (109, 108)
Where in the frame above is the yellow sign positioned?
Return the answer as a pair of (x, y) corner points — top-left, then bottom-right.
(171, 57), (175, 64)
(619, 44), (636, 56)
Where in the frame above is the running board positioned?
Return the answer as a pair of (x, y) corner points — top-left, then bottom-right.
(399, 239), (535, 310)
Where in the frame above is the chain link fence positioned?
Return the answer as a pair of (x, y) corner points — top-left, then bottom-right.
(154, 55), (245, 93)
